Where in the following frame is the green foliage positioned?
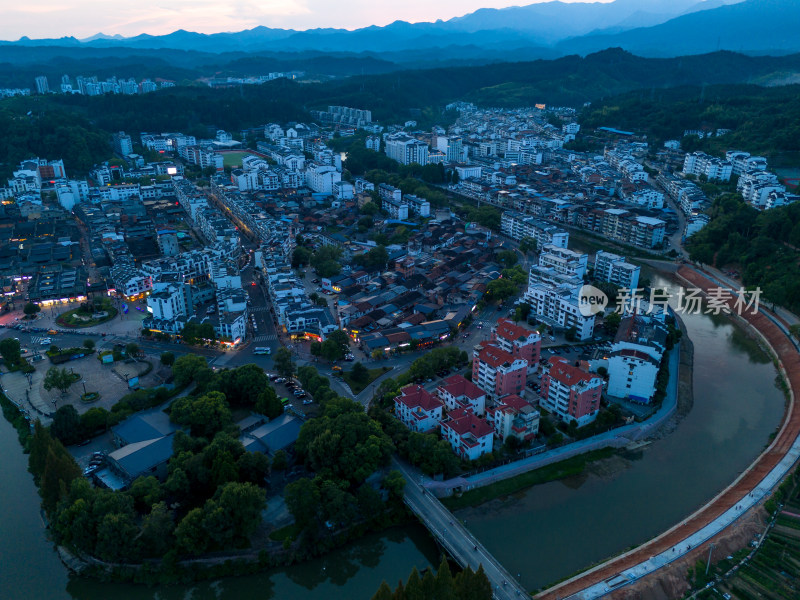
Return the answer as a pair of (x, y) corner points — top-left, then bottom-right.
(292, 246), (312, 268)
(181, 322), (217, 345)
(686, 195), (800, 312)
(28, 424), (81, 515)
(354, 245), (389, 272)
(172, 354), (213, 389)
(160, 351), (175, 367)
(295, 398), (394, 484)
(273, 347), (295, 379)
(24, 302), (41, 316)
(256, 385), (283, 419)
(311, 245), (343, 278)
(404, 432), (461, 478)
(519, 236), (537, 255)
(170, 391), (232, 439)
(50, 404), (82, 445)
(496, 249), (518, 269)
(0, 337), (21, 366)
(44, 366), (76, 396)
(603, 311), (622, 334)
(464, 206), (502, 231)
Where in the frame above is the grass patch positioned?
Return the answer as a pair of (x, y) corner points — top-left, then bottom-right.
(80, 392), (101, 403)
(269, 523), (300, 542)
(341, 366), (391, 395)
(221, 151), (255, 168)
(442, 447), (617, 511)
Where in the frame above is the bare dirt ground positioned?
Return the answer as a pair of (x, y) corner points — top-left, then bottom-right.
(537, 266), (800, 600)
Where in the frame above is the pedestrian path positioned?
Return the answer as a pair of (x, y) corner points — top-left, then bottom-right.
(30, 336), (50, 345)
(252, 334), (278, 342)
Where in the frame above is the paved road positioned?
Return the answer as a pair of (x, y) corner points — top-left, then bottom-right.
(394, 458), (527, 600)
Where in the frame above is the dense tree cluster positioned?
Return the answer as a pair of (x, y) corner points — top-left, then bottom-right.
(371, 558), (493, 600)
(687, 195), (800, 312)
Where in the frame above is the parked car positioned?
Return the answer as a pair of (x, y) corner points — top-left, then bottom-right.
(302, 399), (313, 405)
(275, 377), (287, 384)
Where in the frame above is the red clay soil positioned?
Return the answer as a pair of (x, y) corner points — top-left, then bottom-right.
(537, 266), (800, 600)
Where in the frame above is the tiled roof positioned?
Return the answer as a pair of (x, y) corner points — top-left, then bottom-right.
(494, 318), (537, 343)
(476, 344), (517, 368)
(438, 375), (486, 400)
(395, 385), (443, 412)
(546, 356), (599, 387)
(443, 411), (493, 439)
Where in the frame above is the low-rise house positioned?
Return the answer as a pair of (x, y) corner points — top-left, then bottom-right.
(440, 407), (494, 460)
(487, 394), (540, 441)
(436, 375), (487, 416)
(394, 385), (444, 433)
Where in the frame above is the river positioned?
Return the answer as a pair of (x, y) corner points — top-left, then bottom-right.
(454, 272), (786, 590)
(0, 273), (786, 598)
(0, 415), (439, 600)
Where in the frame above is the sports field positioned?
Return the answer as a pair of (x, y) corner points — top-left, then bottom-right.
(221, 151), (255, 168)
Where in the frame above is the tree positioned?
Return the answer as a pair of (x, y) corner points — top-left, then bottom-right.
(603, 311), (622, 334)
(791, 324), (800, 341)
(383, 470), (405, 501)
(355, 245), (389, 272)
(310, 245), (343, 278)
(214, 363), (269, 407)
(23, 302), (41, 317)
(125, 342), (140, 360)
(256, 386), (284, 419)
(138, 502), (175, 558)
(236, 451), (270, 485)
(350, 361), (369, 383)
(159, 351), (175, 367)
(371, 581), (394, 600)
(284, 477), (320, 529)
(273, 347), (295, 379)
(0, 337), (21, 366)
(44, 366), (74, 395)
(435, 556), (456, 600)
(50, 404), (82, 444)
(565, 326), (578, 342)
(128, 476), (163, 513)
(519, 236), (537, 255)
(271, 449), (288, 472)
(82, 339), (95, 351)
(172, 354), (212, 389)
(214, 481), (267, 543)
(292, 246), (312, 268)
(95, 512), (138, 562)
(496, 249), (518, 269)
(170, 391), (232, 439)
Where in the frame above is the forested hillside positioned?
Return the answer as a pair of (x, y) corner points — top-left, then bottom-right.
(687, 196), (800, 313)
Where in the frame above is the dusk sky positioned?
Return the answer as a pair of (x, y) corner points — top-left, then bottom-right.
(3, 0), (613, 41)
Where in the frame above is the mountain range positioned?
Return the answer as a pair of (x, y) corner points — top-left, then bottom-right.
(3, 0), (791, 56)
(0, 0), (798, 85)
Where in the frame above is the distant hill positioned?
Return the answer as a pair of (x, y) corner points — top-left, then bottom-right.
(558, 0), (800, 57)
(0, 0), (764, 59)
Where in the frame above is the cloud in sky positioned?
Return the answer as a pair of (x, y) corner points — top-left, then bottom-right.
(2, 0), (611, 40)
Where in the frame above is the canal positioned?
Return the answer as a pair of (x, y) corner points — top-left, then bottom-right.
(0, 273), (786, 598)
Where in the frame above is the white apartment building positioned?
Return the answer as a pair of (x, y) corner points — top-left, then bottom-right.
(501, 211), (569, 248)
(683, 151), (732, 182)
(404, 194), (430, 217)
(304, 164), (341, 194)
(593, 250), (640, 290)
(607, 314), (668, 403)
(726, 151), (768, 176)
(523, 283), (594, 341)
(538, 244), (588, 278)
(385, 134), (429, 165)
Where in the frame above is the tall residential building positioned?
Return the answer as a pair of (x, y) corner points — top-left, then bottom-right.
(472, 343), (528, 400)
(607, 314), (668, 403)
(538, 244), (588, 278)
(491, 318), (541, 373)
(593, 251), (640, 290)
(385, 134), (429, 165)
(683, 151), (732, 182)
(436, 375), (487, 416)
(523, 283), (595, 341)
(34, 76), (49, 94)
(540, 356), (603, 426)
(501, 211), (569, 248)
(113, 131), (134, 156)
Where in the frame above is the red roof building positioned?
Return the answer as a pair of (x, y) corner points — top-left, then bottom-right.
(540, 356), (603, 426)
(440, 407), (494, 461)
(436, 374), (487, 416)
(394, 385), (444, 433)
(491, 318), (541, 372)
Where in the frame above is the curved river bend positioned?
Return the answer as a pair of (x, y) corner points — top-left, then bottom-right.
(0, 276), (785, 598)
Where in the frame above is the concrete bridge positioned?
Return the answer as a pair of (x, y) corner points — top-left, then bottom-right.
(394, 459), (527, 600)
